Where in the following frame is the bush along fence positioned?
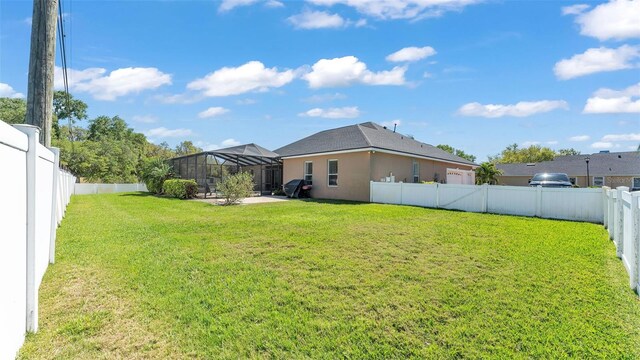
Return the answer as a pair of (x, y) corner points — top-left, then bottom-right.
(370, 181), (604, 223)
(603, 187), (640, 295)
(0, 122), (76, 359)
(74, 182), (147, 195)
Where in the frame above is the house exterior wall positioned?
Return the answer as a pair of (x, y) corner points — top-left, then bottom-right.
(282, 151), (372, 202)
(370, 152), (474, 184)
(282, 150), (476, 202)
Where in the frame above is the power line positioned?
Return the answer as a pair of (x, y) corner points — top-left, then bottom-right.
(56, 0), (73, 141)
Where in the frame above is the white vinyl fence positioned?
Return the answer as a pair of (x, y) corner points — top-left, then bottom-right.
(75, 183), (147, 195)
(603, 187), (640, 292)
(0, 122), (76, 360)
(370, 181), (604, 223)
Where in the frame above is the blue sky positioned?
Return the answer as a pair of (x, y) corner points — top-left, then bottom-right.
(1, 0), (639, 161)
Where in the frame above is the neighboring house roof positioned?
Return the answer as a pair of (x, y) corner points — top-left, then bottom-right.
(497, 151), (640, 177)
(274, 122), (477, 166)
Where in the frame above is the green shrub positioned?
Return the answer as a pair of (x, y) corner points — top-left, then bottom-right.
(163, 179), (198, 199)
(141, 158), (174, 194)
(217, 172), (254, 205)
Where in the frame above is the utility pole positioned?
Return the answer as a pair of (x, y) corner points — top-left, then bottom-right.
(25, 0), (59, 147)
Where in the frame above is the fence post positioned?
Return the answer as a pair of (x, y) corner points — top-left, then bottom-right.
(609, 190), (615, 240)
(631, 193), (640, 292)
(48, 148), (60, 264)
(616, 187), (628, 258)
(14, 124), (39, 332)
(435, 183), (440, 209)
(603, 187), (610, 228)
(482, 183), (489, 213)
(399, 182), (403, 205)
(535, 186), (542, 217)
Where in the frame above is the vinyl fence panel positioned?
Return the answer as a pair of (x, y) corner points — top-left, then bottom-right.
(0, 122), (76, 359)
(487, 186), (537, 217)
(74, 183), (147, 195)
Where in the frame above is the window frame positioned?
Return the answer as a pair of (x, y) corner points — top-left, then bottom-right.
(632, 177), (640, 189)
(412, 160), (420, 183)
(304, 161), (313, 185)
(327, 159), (338, 187)
(593, 176), (604, 187)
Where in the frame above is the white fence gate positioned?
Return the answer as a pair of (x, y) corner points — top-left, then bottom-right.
(370, 182), (603, 223)
(1, 122), (76, 359)
(603, 187), (640, 292)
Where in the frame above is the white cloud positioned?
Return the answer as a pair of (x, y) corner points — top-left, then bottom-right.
(561, 4), (590, 15)
(569, 135), (591, 141)
(381, 119), (402, 128)
(303, 56), (406, 88)
(200, 138), (242, 151)
(132, 115), (158, 124)
(219, 0), (259, 12)
(573, 0), (640, 41)
(546, 140), (559, 145)
(153, 93), (202, 104)
(591, 141), (616, 149)
(198, 107), (230, 118)
(602, 133), (640, 142)
(521, 141), (541, 147)
(54, 66), (171, 100)
(386, 46), (436, 62)
(288, 10), (346, 29)
(0, 83), (25, 98)
(457, 100), (569, 118)
(299, 106), (361, 118)
(583, 82), (640, 114)
(23, 17), (32, 25)
(553, 45), (640, 80)
(265, 0), (284, 7)
(307, 0), (481, 20)
(302, 92), (347, 103)
(145, 127), (192, 138)
(187, 61), (295, 97)
(236, 98), (257, 105)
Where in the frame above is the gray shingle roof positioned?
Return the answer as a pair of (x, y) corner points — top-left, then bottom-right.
(497, 151), (640, 177)
(274, 122), (477, 166)
(214, 143), (280, 158)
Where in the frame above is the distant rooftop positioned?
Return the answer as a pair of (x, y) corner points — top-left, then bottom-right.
(274, 122), (477, 166)
(497, 151), (640, 177)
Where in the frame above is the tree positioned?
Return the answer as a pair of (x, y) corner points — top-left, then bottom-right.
(489, 144), (556, 164)
(0, 98), (27, 124)
(217, 172), (254, 205)
(557, 148), (581, 156)
(53, 91), (87, 140)
(141, 158), (174, 194)
(475, 162), (503, 185)
(437, 144), (477, 162)
(175, 141), (202, 156)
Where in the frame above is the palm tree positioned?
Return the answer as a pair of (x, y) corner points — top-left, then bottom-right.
(475, 162), (503, 185)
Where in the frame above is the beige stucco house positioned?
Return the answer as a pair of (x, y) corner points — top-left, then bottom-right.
(274, 122), (477, 202)
(496, 151), (640, 190)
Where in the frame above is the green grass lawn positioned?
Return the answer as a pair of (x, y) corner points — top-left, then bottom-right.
(19, 193), (640, 359)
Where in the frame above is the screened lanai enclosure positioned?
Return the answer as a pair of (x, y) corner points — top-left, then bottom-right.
(168, 143), (282, 197)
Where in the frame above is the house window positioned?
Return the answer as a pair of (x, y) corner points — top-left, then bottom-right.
(569, 177), (576, 185)
(412, 160), (419, 183)
(633, 177), (640, 190)
(304, 161), (313, 185)
(328, 159), (338, 186)
(593, 176), (604, 187)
